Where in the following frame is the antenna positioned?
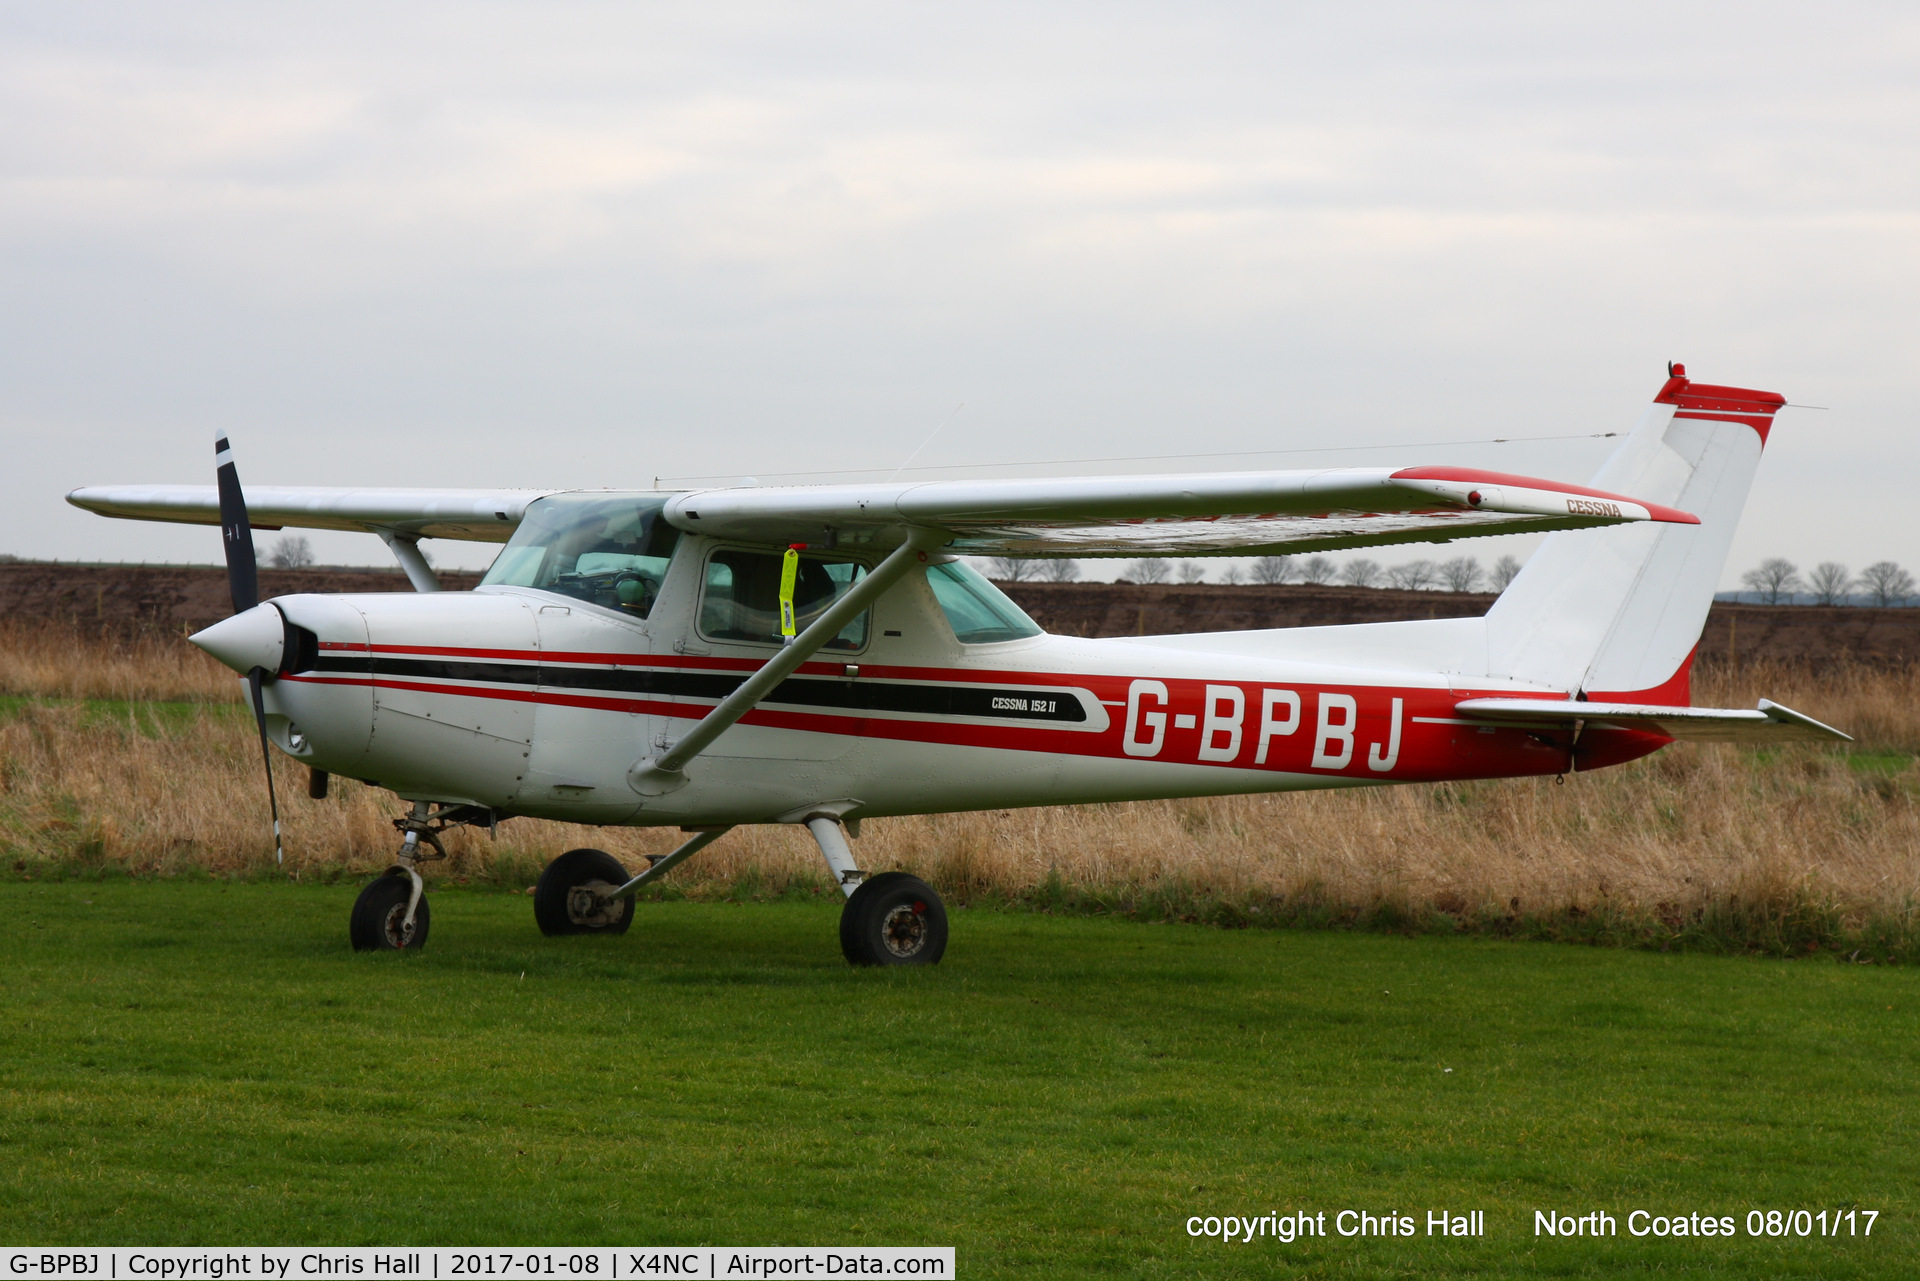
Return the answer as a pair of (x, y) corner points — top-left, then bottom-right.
(887, 403), (964, 483)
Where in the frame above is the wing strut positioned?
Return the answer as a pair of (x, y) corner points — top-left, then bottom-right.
(377, 529), (443, 592)
(628, 530), (947, 795)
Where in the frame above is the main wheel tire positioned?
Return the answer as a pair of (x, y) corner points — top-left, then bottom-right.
(534, 847), (635, 937)
(349, 872), (431, 952)
(839, 872), (948, 967)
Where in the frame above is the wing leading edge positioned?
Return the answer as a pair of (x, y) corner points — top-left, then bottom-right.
(665, 466), (1697, 557)
(66, 485), (558, 543)
(68, 463), (1692, 558)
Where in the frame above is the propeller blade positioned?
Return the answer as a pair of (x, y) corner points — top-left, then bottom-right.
(215, 431), (259, 615)
(247, 667), (285, 866)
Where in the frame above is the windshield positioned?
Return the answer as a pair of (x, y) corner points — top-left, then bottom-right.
(928, 561), (1043, 643)
(480, 492), (681, 618)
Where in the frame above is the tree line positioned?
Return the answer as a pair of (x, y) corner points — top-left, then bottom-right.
(991, 553), (1526, 592)
(990, 552), (1920, 607)
(1739, 558), (1916, 607)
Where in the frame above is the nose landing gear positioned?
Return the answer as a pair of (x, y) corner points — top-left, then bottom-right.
(350, 800), (495, 952)
(349, 870), (431, 951)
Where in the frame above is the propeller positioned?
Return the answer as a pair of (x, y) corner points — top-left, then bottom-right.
(214, 432), (284, 867)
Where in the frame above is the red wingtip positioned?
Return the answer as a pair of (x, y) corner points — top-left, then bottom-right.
(1390, 466), (1701, 525)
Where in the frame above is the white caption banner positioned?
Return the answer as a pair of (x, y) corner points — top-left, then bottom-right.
(3, 1250), (954, 1281)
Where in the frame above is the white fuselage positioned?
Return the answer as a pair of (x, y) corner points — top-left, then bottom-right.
(256, 535), (1661, 829)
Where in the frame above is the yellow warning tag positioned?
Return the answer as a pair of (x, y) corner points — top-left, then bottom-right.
(778, 546), (800, 638)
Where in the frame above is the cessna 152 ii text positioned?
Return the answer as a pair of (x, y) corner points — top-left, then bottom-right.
(68, 364), (1846, 965)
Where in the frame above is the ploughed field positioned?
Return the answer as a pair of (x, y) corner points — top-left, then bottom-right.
(1, 881), (1915, 1278)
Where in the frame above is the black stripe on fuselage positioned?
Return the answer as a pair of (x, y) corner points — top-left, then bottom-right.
(306, 654), (1087, 723)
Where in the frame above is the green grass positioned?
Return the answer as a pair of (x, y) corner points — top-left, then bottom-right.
(0, 695), (247, 731)
(0, 884), (1915, 1276)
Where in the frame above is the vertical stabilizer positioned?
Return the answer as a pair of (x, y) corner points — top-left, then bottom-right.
(1484, 367), (1784, 701)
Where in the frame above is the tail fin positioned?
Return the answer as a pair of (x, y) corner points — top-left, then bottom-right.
(1484, 366), (1785, 702)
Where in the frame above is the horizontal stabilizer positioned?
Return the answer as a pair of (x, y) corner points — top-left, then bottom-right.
(1453, 697), (1851, 743)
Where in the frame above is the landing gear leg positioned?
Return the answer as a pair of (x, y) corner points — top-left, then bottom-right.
(349, 800), (444, 952)
(804, 816), (947, 967)
(532, 828), (731, 937)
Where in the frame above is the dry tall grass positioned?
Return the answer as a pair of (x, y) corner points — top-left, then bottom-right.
(3, 626), (1916, 950)
(0, 620), (240, 703)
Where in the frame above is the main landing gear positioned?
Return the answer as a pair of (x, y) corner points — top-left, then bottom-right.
(807, 815), (948, 967)
(533, 848), (634, 935)
(524, 816), (949, 966)
(839, 871), (948, 967)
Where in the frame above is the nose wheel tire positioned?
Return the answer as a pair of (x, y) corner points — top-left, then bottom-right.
(839, 872), (948, 967)
(534, 848), (636, 936)
(349, 872), (431, 951)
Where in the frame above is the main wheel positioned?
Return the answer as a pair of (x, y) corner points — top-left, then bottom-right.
(840, 872), (948, 967)
(534, 848), (635, 936)
(349, 872), (431, 951)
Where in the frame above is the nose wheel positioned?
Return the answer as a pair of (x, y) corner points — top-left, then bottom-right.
(350, 870), (432, 951)
(839, 872), (948, 967)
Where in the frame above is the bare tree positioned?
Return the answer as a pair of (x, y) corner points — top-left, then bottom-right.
(1219, 563), (1244, 585)
(1439, 556), (1483, 593)
(1340, 558), (1384, 588)
(988, 556), (1033, 582)
(1741, 558), (1802, 605)
(1250, 555), (1292, 585)
(1858, 561), (1916, 607)
(1489, 555), (1524, 591)
(1297, 555), (1336, 585)
(1387, 559), (1438, 590)
(1131, 558), (1170, 585)
(1176, 561), (1206, 584)
(1039, 558), (1080, 583)
(1808, 561), (1850, 605)
(267, 534), (315, 570)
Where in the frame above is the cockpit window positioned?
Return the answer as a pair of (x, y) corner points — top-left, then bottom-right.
(480, 492), (681, 618)
(699, 549), (870, 650)
(928, 561), (1043, 644)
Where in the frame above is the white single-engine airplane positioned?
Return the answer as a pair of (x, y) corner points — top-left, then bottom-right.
(70, 364), (1846, 964)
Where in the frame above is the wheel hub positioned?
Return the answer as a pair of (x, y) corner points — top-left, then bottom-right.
(380, 903), (418, 949)
(566, 880), (626, 927)
(880, 901), (929, 958)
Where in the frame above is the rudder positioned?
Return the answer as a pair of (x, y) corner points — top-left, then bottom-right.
(1483, 366), (1785, 702)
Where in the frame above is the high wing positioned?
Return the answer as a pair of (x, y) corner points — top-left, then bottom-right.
(664, 465), (1697, 557)
(66, 485), (558, 543)
(1454, 698), (1851, 744)
(69, 463), (1693, 558)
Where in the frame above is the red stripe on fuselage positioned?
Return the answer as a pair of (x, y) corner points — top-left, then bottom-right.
(282, 665), (1662, 783)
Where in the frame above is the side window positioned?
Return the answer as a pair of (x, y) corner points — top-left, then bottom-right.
(699, 549), (870, 650)
(928, 561), (1043, 643)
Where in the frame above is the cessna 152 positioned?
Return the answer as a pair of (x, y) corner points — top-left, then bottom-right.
(68, 365), (1845, 965)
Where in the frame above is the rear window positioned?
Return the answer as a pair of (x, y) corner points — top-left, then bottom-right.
(928, 561), (1043, 644)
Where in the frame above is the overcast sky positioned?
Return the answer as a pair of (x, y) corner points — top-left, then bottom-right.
(3, 3), (1916, 581)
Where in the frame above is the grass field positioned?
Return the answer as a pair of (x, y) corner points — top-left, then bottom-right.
(1, 880), (1915, 1276)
